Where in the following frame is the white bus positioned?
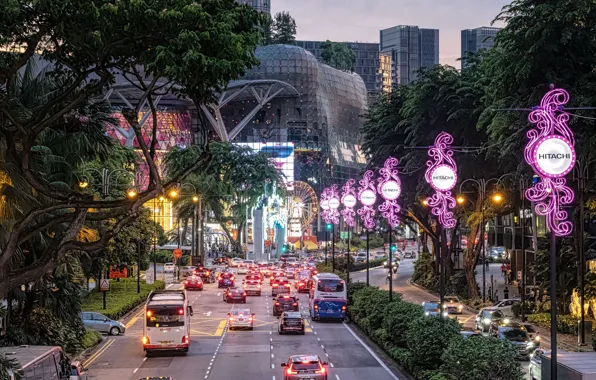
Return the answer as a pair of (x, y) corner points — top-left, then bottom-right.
(142, 290), (193, 354)
(0, 345), (83, 380)
(308, 273), (347, 321)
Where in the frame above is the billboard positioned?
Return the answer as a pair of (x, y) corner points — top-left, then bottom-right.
(237, 142), (295, 190)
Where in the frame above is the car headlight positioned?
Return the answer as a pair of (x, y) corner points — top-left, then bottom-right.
(458, 305), (463, 309)
(442, 312), (448, 317)
(424, 311), (430, 316)
(503, 318), (510, 324)
(483, 318), (491, 325)
(384, 261), (387, 266)
(527, 341), (535, 348)
(535, 336), (541, 342)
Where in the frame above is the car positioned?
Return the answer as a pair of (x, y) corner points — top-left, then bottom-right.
(355, 252), (367, 263)
(285, 267), (296, 279)
(270, 270), (285, 285)
(163, 262), (176, 272)
(218, 272), (236, 288)
(237, 263), (249, 274)
(383, 257), (399, 272)
(529, 348), (548, 380)
(272, 277), (291, 296)
(228, 308), (255, 330)
(179, 266), (196, 278)
(81, 312), (126, 336)
(488, 321), (537, 360)
(273, 295), (300, 316)
(490, 246), (507, 258)
(243, 280), (262, 296)
(195, 266), (216, 283)
(278, 311), (305, 335)
(244, 273), (262, 283)
(223, 287), (247, 303)
(229, 258), (243, 267)
(475, 308), (505, 332)
(403, 251), (415, 259)
(522, 323), (541, 345)
(422, 301), (447, 318)
(460, 330), (482, 339)
(488, 298), (521, 317)
(443, 296), (464, 314)
(295, 278), (309, 293)
(281, 355), (328, 380)
(184, 275), (203, 290)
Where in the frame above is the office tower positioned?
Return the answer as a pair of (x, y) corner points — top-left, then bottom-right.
(379, 25), (439, 86)
(236, 0), (271, 15)
(461, 26), (500, 70)
(295, 40), (380, 101)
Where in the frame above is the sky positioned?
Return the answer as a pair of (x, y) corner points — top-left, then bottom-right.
(271, 0), (511, 68)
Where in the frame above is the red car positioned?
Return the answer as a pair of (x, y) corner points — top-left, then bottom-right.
(184, 275), (203, 291)
(223, 287), (247, 303)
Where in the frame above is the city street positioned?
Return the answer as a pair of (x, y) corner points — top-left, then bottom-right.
(85, 271), (402, 380)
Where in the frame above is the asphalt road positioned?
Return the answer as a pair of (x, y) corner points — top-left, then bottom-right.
(85, 271), (402, 380)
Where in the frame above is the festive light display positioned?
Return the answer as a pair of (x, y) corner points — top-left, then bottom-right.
(524, 88), (575, 236)
(357, 170), (377, 230)
(377, 157), (401, 227)
(425, 132), (457, 228)
(341, 179), (357, 227)
(319, 187), (331, 224)
(327, 184), (341, 225)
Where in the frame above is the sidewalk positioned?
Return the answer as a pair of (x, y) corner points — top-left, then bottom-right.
(476, 263), (521, 301)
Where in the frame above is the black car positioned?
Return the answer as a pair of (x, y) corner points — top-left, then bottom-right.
(278, 311), (305, 335)
(218, 272), (236, 288)
(273, 295), (299, 316)
(195, 266), (216, 284)
(489, 321), (537, 360)
(223, 287), (246, 303)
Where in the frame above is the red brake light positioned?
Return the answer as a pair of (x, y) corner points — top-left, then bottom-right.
(178, 309), (184, 315)
(315, 365), (326, 374)
(229, 316), (234, 320)
(275, 302), (280, 306)
(184, 281), (188, 284)
(146, 311), (152, 317)
(302, 360), (309, 364)
(283, 295), (290, 298)
(287, 365), (298, 375)
(293, 303), (298, 306)
(314, 304), (319, 309)
(242, 292), (247, 296)
(248, 317), (253, 321)
(230, 276), (235, 280)
(273, 284), (278, 287)
(182, 335), (189, 344)
(228, 292), (232, 296)
(342, 305), (347, 311)
(284, 284), (290, 287)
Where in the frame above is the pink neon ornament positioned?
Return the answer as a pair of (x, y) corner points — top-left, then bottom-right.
(425, 132), (457, 228)
(377, 157), (401, 228)
(357, 170), (377, 230)
(319, 187), (332, 224)
(341, 179), (357, 227)
(524, 88), (575, 236)
(327, 184), (341, 225)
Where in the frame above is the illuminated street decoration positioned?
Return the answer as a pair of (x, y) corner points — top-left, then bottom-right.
(377, 157), (401, 227)
(341, 179), (357, 227)
(320, 187), (331, 224)
(425, 132), (457, 228)
(327, 184), (341, 224)
(524, 88), (575, 236)
(357, 170), (377, 230)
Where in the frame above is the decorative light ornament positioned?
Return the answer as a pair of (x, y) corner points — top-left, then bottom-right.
(327, 184), (340, 224)
(425, 132), (457, 228)
(524, 88), (575, 236)
(357, 170), (377, 230)
(341, 179), (357, 227)
(377, 157), (401, 227)
(319, 187), (331, 224)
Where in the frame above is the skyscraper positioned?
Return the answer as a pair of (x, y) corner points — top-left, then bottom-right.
(379, 25), (439, 86)
(236, 0), (270, 15)
(461, 26), (500, 70)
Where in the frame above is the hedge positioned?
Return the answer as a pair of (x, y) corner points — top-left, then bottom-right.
(82, 329), (103, 350)
(347, 283), (524, 380)
(82, 278), (164, 320)
(527, 313), (590, 335)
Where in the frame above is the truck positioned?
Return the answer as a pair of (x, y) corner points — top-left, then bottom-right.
(0, 345), (86, 380)
(539, 351), (596, 380)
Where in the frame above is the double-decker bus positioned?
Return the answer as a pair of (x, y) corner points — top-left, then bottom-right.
(142, 290), (193, 354)
(308, 273), (347, 321)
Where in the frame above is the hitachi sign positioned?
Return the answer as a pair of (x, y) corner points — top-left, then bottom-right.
(433, 175), (454, 181)
(538, 153), (571, 160)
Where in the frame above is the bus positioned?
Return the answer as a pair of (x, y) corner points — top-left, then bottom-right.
(142, 290), (193, 354)
(308, 273), (347, 321)
(0, 345), (82, 380)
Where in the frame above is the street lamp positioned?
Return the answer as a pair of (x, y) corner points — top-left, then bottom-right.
(78, 167), (139, 198)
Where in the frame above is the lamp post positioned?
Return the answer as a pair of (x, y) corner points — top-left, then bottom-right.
(341, 179), (357, 284)
(327, 185), (341, 273)
(357, 170), (377, 287)
(78, 167), (139, 198)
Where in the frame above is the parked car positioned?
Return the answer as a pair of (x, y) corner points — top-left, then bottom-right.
(81, 312), (126, 335)
(487, 298), (521, 317)
(460, 330), (482, 339)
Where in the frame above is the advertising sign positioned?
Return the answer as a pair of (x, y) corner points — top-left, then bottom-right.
(237, 142), (295, 189)
(380, 180), (401, 200)
(532, 135), (575, 178)
(343, 194), (357, 208)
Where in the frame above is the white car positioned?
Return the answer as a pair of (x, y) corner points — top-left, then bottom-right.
(163, 263), (176, 272)
(484, 298), (521, 317)
(228, 308), (255, 330)
(230, 258), (243, 268)
(529, 348), (548, 380)
(237, 264), (248, 274)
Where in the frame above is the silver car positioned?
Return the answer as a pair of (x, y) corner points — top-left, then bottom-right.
(529, 348), (547, 380)
(281, 355), (328, 380)
(228, 308), (255, 330)
(81, 312), (126, 335)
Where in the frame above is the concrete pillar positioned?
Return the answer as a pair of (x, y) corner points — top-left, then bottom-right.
(254, 208), (265, 262)
(275, 226), (286, 258)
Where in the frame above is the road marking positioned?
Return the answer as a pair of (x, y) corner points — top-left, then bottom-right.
(143, 357), (147, 362)
(214, 320), (227, 336)
(203, 311), (212, 316)
(133, 368), (138, 373)
(271, 364), (275, 369)
(335, 375), (341, 380)
(317, 337), (321, 341)
(330, 363), (335, 367)
(83, 338), (115, 367)
(271, 353), (274, 358)
(321, 345), (324, 349)
(343, 323), (400, 380)
(273, 376), (276, 380)
(125, 311), (143, 329)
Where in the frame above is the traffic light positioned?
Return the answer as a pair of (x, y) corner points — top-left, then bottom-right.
(390, 244), (397, 253)
(326, 223), (332, 231)
(282, 245), (287, 253)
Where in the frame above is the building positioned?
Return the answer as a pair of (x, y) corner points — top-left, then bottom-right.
(379, 25), (439, 86)
(461, 26), (500, 70)
(236, 0), (270, 15)
(295, 40), (380, 101)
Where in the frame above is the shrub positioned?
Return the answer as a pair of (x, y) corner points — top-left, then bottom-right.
(511, 301), (536, 317)
(528, 313), (580, 335)
(405, 316), (461, 370)
(382, 300), (423, 347)
(347, 282), (368, 304)
(412, 252), (437, 291)
(82, 329), (103, 350)
(440, 336), (524, 380)
(468, 297), (494, 310)
(82, 278), (164, 320)
(351, 287), (397, 335)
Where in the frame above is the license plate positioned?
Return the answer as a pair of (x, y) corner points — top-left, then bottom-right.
(327, 309), (333, 313)
(238, 318), (245, 321)
(159, 341), (173, 345)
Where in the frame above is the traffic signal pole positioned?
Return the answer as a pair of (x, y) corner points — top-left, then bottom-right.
(388, 224), (393, 302)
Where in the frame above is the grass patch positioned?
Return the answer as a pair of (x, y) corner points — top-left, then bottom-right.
(82, 278), (164, 320)
(81, 329), (103, 350)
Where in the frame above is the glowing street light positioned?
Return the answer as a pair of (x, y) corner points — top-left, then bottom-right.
(422, 199), (428, 206)
(456, 195), (465, 204)
(169, 189), (178, 198)
(192, 195), (199, 202)
(493, 193), (503, 203)
(127, 189), (137, 198)
(79, 181), (89, 189)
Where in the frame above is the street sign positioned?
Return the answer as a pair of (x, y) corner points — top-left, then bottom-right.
(99, 279), (110, 292)
(173, 248), (183, 259)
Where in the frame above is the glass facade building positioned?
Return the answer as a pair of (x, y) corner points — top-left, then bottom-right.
(461, 26), (500, 70)
(236, 0), (270, 14)
(379, 25), (439, 86)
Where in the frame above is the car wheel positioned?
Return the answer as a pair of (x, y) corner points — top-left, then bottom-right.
(109, 327), (120, 336)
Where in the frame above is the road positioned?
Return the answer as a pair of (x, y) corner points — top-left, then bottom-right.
(85, 271), (402, 380)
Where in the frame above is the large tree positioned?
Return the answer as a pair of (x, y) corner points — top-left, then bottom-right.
(0, 0), (263, 297)
(269, 11), (297, 45)
(320, 40), (356, 72)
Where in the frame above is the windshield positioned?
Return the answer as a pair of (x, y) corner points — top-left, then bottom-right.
(423, 303), (439, 311)
(500, 327), (529, 342)
(231, 309), (250, 316)
(483, 310), (503, 319)
(524, 325), (536, 333)
(317, 279), (344, 292)
(146, 307), (185, 327)
(277, 297), (296, 304)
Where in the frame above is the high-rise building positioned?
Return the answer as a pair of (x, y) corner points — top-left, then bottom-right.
(236, 0), (270, 15)
(295, 40), (380, 101)
(461, 26), (500, 69)
(379, 25), (439, 86)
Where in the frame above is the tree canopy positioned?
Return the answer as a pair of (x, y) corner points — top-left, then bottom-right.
(263, 11), (297, 45)
(320, 40), (356, 72)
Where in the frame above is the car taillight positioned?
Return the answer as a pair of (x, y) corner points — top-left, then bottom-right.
(298, 282), (304, 286)
(248, 317), (253, 321)
(142, 336), (150, 344)
(273, 284), (278, 287)
(293, 303), (298, 306)
(228, 292), (232, 296)
(315, 365), (326, 374)
(229, 316), (234, 320)
(284, 284), (290, 287)
(182, 335), (189, 344)
(184, 281), (188, 284)
(230, 276), (235, 280)
(178, 308), (184, 315)
(342, 305), (347, 311)
(314, 304), (319, 309)
(275, 302), (280, 306)
(286, 365), (298, 375)
(242, 292), (247, 296)
(146, 310), (152, 317)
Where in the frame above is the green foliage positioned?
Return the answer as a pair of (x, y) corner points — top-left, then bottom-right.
(265, 11), (297, 45)
(82, 329), (103, 350)
(527, 313), (581, 335)
(405, 316), (462, 370)
(440, 336), (524, 380)
(347, 282), (368, 304)
(0, 353), (21, 380)
(529, 245), (578, 310)
(320, 40), (356, 72)
(412, 252), (436, 290)
(81, 278), (164, 320)
(382, 301), (423, 347)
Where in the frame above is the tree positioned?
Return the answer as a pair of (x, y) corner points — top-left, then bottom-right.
(405, 316), (461, 370)
(0, 0), (263, 297)
(266, 11), (297, 44)
(320, 40), (356, 72)
(440, 336), (524, 380)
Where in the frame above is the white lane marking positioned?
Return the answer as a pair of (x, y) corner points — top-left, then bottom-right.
(321, 345), (325, 349)
(335, 375), (341, 380)
(270, 338), (273, 342)
(330, 363), (335, 367)
(317, 338), (321, 341)
(271, 364), (275, 369)
(133, 368), (138, 373)
(143, 357), (147, 362)
(325, 353), (329, 357)
(203, 311), (212, 316)
(271, 354), (274, 358)
(273, 376), (276, 380)
(343, 323), (400, 380)
(314, 331), (317, 335)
